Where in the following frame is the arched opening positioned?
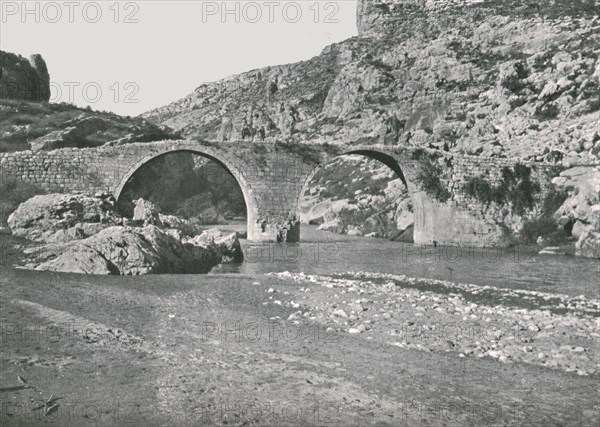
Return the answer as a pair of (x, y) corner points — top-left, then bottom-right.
(299, 151), (414, 241)
(114, 150), (251, 237)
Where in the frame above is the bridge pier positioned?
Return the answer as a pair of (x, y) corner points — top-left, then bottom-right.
(247, 218), (300, 242)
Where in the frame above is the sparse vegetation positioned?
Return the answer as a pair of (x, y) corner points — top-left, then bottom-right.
(502, 61), (530, 93)
(520, 186), (570, 244)
(499, 164), (541, 215)
(415, 158), (451, 203)
(463, 176), (500, 205)
(534, 103), (560, 121)
(0, 100), (180, 152)
(463, 164), (541, 215)
(520, 217), (569, 244)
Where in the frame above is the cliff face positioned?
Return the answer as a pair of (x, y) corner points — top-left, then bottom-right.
(0, 51), (51, 102)
(144, 0), (600, 165)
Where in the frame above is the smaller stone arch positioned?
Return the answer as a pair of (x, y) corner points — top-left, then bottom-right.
(297, 147), (416, 241)
(112, 147), (260, 240)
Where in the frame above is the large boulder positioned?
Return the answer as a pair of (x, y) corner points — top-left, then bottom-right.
(553, 167), (600, 258)
(576, 230), (600, 259)
(185, 229), (243, 263)
(158, 213), (204, 236)
(26, 225), (223, 275)
(0, 51), (50, 101)
(7, 193), (121, 243)
(301, 199), (355, 225)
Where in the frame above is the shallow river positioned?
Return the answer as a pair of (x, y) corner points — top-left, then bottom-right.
(211, 225), (599, 298)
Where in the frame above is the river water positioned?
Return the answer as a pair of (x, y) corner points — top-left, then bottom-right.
(211, 225), (599, 298)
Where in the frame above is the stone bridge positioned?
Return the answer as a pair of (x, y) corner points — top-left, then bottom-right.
(0, 140), (559, 245)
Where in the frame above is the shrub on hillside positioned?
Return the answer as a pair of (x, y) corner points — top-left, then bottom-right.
(415, 158), (451, 203)
(463, 164), (541, 215)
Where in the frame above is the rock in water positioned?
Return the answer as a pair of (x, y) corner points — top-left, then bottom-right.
(185, 229), (244, 263)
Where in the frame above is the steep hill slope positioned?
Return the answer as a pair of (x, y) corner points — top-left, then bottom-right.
(144, 0), (600, 165)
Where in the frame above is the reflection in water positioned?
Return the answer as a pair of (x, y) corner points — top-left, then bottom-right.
(210, 226), (599, 298)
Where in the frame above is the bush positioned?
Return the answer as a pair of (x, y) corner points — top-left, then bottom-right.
(462, 164), (541, 215)
(520, 217), (569, 244)
(463, 176), (500, 205)
(501, 61), (530, 93)
(541, 187), (568, 216)
(0, 177), (45, 226)
(498, 165), (541, 215)
(416, 159), (451, 203)
(534, 104), (560, 121)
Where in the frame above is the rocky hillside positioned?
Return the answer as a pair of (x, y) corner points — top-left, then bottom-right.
(0, 98), (180, 153)
(0, 51), (50, 102)
(144, 0), (600, 166)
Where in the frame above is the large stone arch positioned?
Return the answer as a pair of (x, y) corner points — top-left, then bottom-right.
(112, 148), (260, 240)
(297, 147), (419, 241)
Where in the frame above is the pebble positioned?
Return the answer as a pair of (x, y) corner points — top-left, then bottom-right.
(273, 271), (599, 376)
(332, 309), (348, 318)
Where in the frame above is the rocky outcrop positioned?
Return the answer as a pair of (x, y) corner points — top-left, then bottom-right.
(0, 51), (50, 102)
(8, 193), (243, 274)
(132, 198), (160, 224)
(8, 193), (122, 243)
(28, 114), (178, 151)
(185, 229), (244, 263)
(26, 225), (223, 275)
(143, 0), (600, 167)
(553, 166), (600, 258)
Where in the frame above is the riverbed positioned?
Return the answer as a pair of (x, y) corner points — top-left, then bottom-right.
(211, 225), (599, 298)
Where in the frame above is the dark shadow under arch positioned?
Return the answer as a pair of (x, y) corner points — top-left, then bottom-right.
(344, 149), (408, 188)
(113, 149), (256, 235)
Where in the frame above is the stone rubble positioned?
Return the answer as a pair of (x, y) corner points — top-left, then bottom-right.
(268, 271), (600, 376)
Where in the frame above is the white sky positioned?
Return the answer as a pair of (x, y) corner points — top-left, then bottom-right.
(0, 0), (358, 116)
